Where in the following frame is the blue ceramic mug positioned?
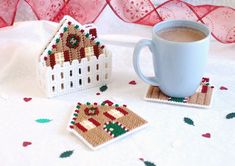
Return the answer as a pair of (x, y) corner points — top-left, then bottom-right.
(133, 20), (210, 97)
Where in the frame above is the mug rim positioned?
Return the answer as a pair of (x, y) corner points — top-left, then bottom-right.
(153, 19), (211, 44)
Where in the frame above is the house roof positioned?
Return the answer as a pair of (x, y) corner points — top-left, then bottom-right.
(39, 15), (105, 68)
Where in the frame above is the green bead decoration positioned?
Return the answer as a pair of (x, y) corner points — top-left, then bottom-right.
(101, 103), (105, 106)
(71, 121), (75, 124)
(48, 50), (52, 55)
(86, 102), (91, 105)
(56, 38), (60, 43)
(75, 25), (79, 29)
(64, 27), (68, 32)
(73, 113), (78, 117)
(115, 104), (119, 107)
(169, 97), (185, 103)
(96, 41), (100, 45)
(85, 33), (89, 38)
(76, 105), (80, 109)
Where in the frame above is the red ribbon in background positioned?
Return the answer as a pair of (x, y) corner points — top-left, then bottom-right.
(0, 0), (235, 43)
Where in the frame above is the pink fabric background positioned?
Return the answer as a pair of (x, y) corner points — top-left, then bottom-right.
(0, 0), (235, 43)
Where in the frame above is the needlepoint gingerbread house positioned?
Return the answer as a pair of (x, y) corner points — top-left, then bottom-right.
(68, 101), (148, 150)
(37, 16), (112, 97)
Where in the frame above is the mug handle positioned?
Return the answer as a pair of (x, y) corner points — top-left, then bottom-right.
(133, 39), (159, 86)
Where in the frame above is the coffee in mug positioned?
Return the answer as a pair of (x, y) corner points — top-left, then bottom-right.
(157, 27), (206, 42)
(133, 20), (210, 98)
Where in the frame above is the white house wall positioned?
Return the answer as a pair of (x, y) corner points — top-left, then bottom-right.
(39, 53), (112, 97)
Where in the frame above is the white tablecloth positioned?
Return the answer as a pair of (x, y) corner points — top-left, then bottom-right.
(1, 5), (235, 166)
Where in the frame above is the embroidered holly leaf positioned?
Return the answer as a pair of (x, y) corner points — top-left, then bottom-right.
(35, 118), (52, 123)
(226, 112), (235, 119)
(59, 150), (74, 158)
(184, 117), (194, 126)
(139, 158), (156, 166)
(202, 133), (211, 138)
(129, 80), (137, 85)
(220, 86), (228, 90)
(143, 161), (156, 166)
(23, 97), (32, 102)
(22, 141), (32, 147)
(100, 85), (108, 92)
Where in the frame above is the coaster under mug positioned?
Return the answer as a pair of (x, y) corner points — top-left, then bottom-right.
(144, 77), (214, 108)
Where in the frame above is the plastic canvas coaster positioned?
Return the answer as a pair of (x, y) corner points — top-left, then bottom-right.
(67, 100), (148, 150)
(144, 77), (214, 108)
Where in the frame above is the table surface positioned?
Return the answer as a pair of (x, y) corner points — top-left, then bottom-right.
(1, 5), (235, 166)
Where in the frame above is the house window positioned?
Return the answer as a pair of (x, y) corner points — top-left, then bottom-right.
(85, 47), (94, 57)
(79, 79), (82, 85)
(80, 120), (96, 130)
(96, 64), (99, 70)
(70, 81), (73, 88)
(70, 70), (73, 76)
(88, 66), (90, 72)
(61, 83), (64, 90)
(96, 75), (99, 81)
(103, 107), (128, 120)
(75, 118), (101, 132)
(52, 75), (55, 81)
(79, 68), (81, 74)
(55, 52), (65, 65)
(88, 77), (91, 83)
(108, 109), (123, 119)
(61, 72), (64, 79)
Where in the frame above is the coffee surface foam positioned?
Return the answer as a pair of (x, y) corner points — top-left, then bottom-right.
(157, 27), (206, 42)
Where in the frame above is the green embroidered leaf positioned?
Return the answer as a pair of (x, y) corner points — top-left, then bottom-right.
(144, 161), (156, 166)
(60, 150), (74, 158)
(169, 97), (186, 103)
(35, 118), (52, 123)
(184, 117), (194, 126)
(226, 112), (235, 119)
(100, 85), (108, 92)
(139, 158), (156, 166)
